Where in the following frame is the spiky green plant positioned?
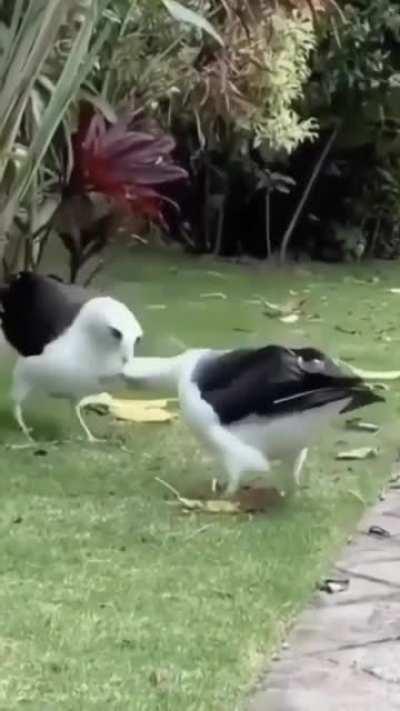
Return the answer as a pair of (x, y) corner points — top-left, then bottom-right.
(0, 0), (110, 269)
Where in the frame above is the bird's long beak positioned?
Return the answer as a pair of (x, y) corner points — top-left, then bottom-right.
(122, 354), (188, 394)
(122, 358), (154, 382)
(122, 341), (135, 366)
(122, 331), (142, 366)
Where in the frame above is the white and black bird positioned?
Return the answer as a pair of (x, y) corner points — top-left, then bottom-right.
(122, 345), (383, 496)
(0, 271), (142, 444)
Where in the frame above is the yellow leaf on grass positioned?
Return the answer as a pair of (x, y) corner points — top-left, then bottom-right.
(110, 398), (177, 423)
(81, 393), (177, 423)
(280, 313), (299, 324)
(345, 418), (379, 433)
(261, 296), (307, 319)
(179, 497), (241, 513)
(336, 447), (379, 461)
(174, 491), (281, 514)
(155, 478), (279, 514)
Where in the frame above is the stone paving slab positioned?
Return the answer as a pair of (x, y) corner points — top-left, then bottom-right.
(247, 491), (400, 711)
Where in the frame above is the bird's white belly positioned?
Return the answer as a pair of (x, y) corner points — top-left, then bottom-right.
(32, 362), (103, 398)
(228, 399), (349, 460)
(26, 338), (126, 399)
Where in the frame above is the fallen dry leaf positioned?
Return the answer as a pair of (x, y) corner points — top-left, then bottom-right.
(307, 314), (322, 322)
(205, 270), (225, 279)
(155, 478), (277, 514)
(110, 399), (177, 423)
(262, 307), (284, 319)
(82, 393), (177, 423)
(345, 418), (379, 433)
(280, 313), (299, 324)
(181, 498), (241, 513)
(200, 292), (227, 300)
(334, 325), (358, 335)
(336, 447), (379, 461)
(160, 482), (242, 513)
(346, 276), (380, 285)
(338, 360), (400, 381)
(347, 489), (367, 505)
(261, 296), (307, 319)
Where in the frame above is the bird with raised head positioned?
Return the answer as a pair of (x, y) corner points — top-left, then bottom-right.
(0, 271), (142, 445)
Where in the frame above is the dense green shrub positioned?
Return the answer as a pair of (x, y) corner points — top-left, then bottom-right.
(304, 0), (400, 260)
(4, 0), (400, 270)
(96, 0), (400, 262)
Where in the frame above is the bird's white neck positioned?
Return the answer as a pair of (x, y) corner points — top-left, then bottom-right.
(45, 327), (122, 379)
(123, 350), (208, 395)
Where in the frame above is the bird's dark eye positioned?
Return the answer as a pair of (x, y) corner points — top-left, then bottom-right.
(110, 327), (122, 340)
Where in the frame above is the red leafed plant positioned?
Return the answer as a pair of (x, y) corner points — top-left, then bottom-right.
(53, 104), (188, 283)
(67, 104), (187, 220)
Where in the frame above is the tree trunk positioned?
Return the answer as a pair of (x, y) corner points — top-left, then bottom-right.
(279, 124), (340, 264)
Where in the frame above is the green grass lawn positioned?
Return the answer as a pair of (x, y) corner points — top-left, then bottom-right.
(0, 247), (399, 710)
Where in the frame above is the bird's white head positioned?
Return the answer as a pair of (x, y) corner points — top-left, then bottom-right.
(74, 296), (143, 367)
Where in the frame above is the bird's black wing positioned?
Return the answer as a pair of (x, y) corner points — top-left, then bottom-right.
(193, 345), (383, 424)
(0, 272), (91, 356)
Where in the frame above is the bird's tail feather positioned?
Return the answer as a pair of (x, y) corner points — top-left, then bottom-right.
(340, 385), (384, 413)
(0, 281), (9, 302)
(274, 383), (384, 415)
